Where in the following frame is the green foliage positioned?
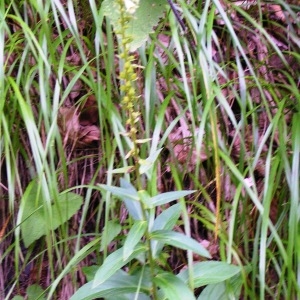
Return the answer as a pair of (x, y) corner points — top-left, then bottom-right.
(71, 180), (241, 299)
(154, 272), (196, 300)
(12, 284), (45, 300)
(102, 0), (167, 51)
(178, 261), (241, 287)
(197, 274), (243, 300)
(70, 269), (151, 300)
(1, 0), (300, 299)
(19, 180), (83, 247)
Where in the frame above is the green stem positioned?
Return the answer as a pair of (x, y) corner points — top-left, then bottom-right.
(117, 1), (158, 298)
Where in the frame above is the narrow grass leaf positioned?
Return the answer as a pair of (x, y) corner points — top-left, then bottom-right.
(154, 272), (195, 300)
(92, 244), (147, 288)
(178, 261), (241, 287)
(47, 238), (101, 299)
(150, 230), (211, 258)
(123, 221), (147, 260)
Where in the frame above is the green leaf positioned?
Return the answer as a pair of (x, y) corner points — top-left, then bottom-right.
(123, 220), (148, 260)
(150, 230), (211, 258)
(100, 220), (122, 251)
(108, 166), (135, 174)
(151, 190), (196, 207)
(149, 190), (196, 208)
(151, 204), (182, 232)
(92, 244), (147, 288)
(178, 261), (241, 288)
(151, 204), (182, 257)
(98, 183), (139, 201)
(139, 148), (163, 174)
(20, 180), (83, 247)
(197, 273), (243, 300)
(102, 0), (167, 51)
(82, 265), (99, 282)
(71, 270), (151, 300)
(154, 272), (195, 300)
(138, 190), (153, 208)
(27, 284), (45, 300)
(120, 178), (143, 220)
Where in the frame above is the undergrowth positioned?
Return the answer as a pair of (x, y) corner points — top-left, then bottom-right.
(0, 0), (299, 299)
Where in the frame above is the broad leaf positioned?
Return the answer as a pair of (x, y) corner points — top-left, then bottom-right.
(178, 261), (241, 288)
(120, 178), (143, 220)
(151, 204), (181, 257)
(98, 184), (139, 201)
(154, 272), (195, 300)
(100, 220), (122, 251)
(151, 204), (182, 232)
(150, 230), (211, 258)
(149, 190), (196, 208)
(102, 0), (167, 51)
(82, 266), (99, 282)
(197, 273), (243, 300)
(123, 220), (147, 260)
(138, 190), (153, 208)
(93, 244), (147, 288)
(27, 284), (45, 300)
(71, 270), (151, 300)
(139, 148), (163, 174)
(20, 180), (83, 247)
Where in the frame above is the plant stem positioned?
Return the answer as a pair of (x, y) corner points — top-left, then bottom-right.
(116, 1), (158, 298)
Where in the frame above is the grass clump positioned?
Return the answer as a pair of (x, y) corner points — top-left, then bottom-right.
(0, 0), (300, 299)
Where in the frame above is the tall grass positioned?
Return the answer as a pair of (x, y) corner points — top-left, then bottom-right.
(0, 0), (299, 299)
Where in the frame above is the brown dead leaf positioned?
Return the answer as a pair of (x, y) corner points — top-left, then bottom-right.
(58, 104), (100, 149)
(168, 127), (210, 171)
(79, 95), (99, 126)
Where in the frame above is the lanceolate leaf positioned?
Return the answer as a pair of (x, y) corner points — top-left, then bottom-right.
(150, 230), (211, 258)
(120, 178), (143, 220)
(154, 272), (195, 300)
(151, 204), (182, 257)
(98, 184), (139, 201)
(123, 220), (148, 260)
(102, 0), (167, 51)
(71, 270), (151, 300)
(177, 261), (241, 288)
(100, 220), (122, 252)
(98, 181), (144, 220)
(149, 190), (196, 208)
(197, 273), (243, 300)
(139, 148), (163, 174)
(92, 244), (147, 288)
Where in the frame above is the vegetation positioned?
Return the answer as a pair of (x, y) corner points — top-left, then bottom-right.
(1, 0), (300, 299)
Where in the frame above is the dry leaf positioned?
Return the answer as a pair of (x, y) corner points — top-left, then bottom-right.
(58, 104), (100, 149)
